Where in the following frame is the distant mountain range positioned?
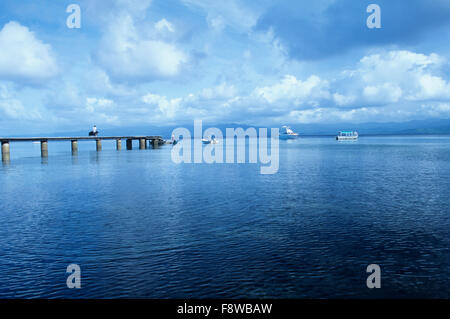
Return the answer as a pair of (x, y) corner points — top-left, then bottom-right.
(289, 118), (450, 136)
(5, 118), (450, 138)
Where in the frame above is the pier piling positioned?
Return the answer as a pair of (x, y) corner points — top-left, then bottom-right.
(152, 139), (159, 149)
(139, 138), (146, 150)
(1, 141), (10, 162)
(40, 140), (48, 157)
(96, 139), (102, 151)
(126, 139), (133, 150)
(71, 140), (78, 154)
(116, 139), (122, 151)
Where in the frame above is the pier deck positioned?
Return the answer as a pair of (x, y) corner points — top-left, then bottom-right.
(0, 136), (162, 142)
(1, 136), (164, 161)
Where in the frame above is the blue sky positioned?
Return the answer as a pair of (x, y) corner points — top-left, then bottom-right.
(0, 0), (449, 134)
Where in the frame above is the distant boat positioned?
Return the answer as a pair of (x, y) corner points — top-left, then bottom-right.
(279, 126), (299, 140)
(202, 137), (218, 144)
(336, 131), (358, 140)
(166, 134), (178, 145)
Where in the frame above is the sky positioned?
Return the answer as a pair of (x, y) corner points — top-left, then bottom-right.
(0, 0), (449, 134)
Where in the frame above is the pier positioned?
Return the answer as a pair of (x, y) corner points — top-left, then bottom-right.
(0, 136), (164, 161)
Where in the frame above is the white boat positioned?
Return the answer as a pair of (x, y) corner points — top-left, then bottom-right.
(279, 126), (299, 139)
(336, 131), (358, 140)
(202, 137), (218, 144)
(166, 134), (177, 144)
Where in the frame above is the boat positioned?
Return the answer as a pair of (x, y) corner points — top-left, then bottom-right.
(279, 126), (299, 139)
(202, 137), (218, 144)
(166, 134), (178, 145)
(336, 131), (358, 140)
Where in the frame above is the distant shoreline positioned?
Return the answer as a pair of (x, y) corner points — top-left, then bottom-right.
(299, 133), (450, 137)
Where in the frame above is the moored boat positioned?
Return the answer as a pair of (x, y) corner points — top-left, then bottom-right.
(279, 126), (299, 139)
(202, 137), (218, 144)
(336, 131), (358, 140)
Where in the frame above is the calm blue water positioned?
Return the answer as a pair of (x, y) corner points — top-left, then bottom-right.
(0, 136), (449, 298)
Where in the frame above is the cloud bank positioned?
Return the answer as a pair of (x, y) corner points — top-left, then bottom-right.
(0, 0), (449, 133)
(0, 21), (58, 83)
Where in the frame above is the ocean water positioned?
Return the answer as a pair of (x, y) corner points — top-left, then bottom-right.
(0, 136), (449, 298)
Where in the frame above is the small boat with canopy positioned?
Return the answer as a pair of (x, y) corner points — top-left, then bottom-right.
(336, 131), (358, 140)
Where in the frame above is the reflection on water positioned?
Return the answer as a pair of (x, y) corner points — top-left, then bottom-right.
(0, 136), (449, 298)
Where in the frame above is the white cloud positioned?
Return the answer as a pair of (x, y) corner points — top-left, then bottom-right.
(358, 51), (441, 83)
(363, 83), (403, 104)
(96, 14), (187, 81)
(181, 0), (261, 32)
(200, 83), (236, 100)
(254, 75), (330, 105)
(333, 93), (356, 106)
(52, 47), (450, 127)
(83, 68), (136, 97)
(0, 21), (58, 82)
(115, 0), (153, 17)
(413, 74), (450, 100)
(0, 84), (41, 119)
(86, 97), (115, 113)
(288, 107), (383, 124)
(352, 50), (450, 103)
(142, 93), (182, 118)
(136, 49), (450, 125)
(420, 102), (450, 118)
(207, 15), (225, 32)
(155, 19), (175, 33)
(140, 82), (240, 122)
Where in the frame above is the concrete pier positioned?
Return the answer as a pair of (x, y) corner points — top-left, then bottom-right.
(126, 139), (133, 150)
(40, 140), (48, 157)
(1, 141), (10, 162)
(96, 139), (102, 151)
(139, 138), (146, 150)
(71, 140), (78, 154)
(0, 135), (163, 161)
